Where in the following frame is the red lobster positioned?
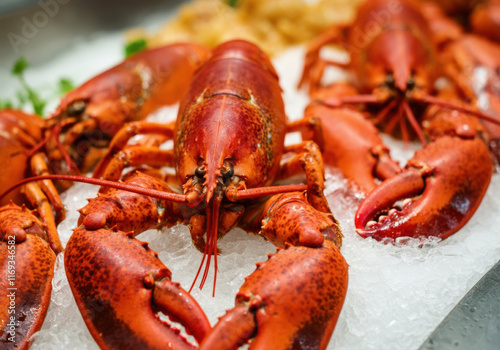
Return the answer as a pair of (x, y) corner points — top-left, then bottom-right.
(0, 43), (210, 350)
(2, 40), (348, 349)
(299, 0), (499, 242)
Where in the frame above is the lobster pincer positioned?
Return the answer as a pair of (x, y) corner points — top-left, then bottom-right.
(200, 192), (348, 350)
(65, 227), (210, 350)
(65, 171), (210, 349)
(355, 136), (493, 241)
(0, 204), (56, 350)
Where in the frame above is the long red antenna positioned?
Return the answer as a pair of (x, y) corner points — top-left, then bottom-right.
(0, 175), (188, 204)
(234, 184), (308, 200)
(318, 93), (386, 107)
(414, 94), (500, 126)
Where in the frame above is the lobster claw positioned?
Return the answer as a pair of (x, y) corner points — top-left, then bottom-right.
(0, 204), (56, 349)
(64, 226), (210, 349)
(199, 241), (348, 350)
(355, 136), (493, 241)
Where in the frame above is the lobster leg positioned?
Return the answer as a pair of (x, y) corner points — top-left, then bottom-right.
(66, 171), (210, 349)
(30, 153), (66, 224)
(98, 146), (174, 183)
(298, 24), (349, 93)
(201, 192), (347, 350)
(355, 136), (493, 241)
(0, 204), (56, 350)
(78, 171), (184, 232)
(286, 116), (325, 151)
(276, 141), (331, 213)
(93, 121), (176, 179)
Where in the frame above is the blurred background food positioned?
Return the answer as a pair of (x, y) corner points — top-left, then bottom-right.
(126, 0), (364, 56)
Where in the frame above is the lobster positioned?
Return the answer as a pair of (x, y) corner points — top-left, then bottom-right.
(43, 43), (210, 176)
(298, 0), (499, 242)
(0, 43), (212, 350)
(1, 40), (348, 349)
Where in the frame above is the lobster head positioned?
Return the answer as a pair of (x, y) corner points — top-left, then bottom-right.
(349, 0), (437, 98)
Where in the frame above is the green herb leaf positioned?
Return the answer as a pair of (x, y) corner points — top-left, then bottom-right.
(58, 78), (75, 95)
(16, 91), (27, 106)
(0, 100), (14, 109)
(12, 57), (28, 77)
(124, 38), (147, 58)
(224, 0), (241, 8)
(25, 88), (46, 116)
(10, 57), (47, 117)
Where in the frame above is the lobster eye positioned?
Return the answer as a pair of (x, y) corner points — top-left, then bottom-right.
(407, 77), (416, 90)
(221, 164), (234, 179)
(67, 100), (86, 116)
(195, 166), (206, 178)
(385, 74), (395, 87)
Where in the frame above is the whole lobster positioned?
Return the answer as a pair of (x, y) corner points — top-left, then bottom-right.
(299, 0), (499, 243)
(1, 40), (348, 350)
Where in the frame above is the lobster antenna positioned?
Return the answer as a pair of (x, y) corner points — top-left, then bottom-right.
(234, 184), (308, 200)
(402, 99), (427, 144)
(202, 196), (221, 296)
(318, 94), (386, 107)
(0, 175), (188, 204)
(414, 94), (500, 126)
(27, 119), (80, 174)
(371, 99), (399, 125)
(382, 100), (404, 136)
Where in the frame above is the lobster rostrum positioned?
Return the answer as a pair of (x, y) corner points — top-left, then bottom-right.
(299, 0), (500, 242)
(1, 40), (348, 349)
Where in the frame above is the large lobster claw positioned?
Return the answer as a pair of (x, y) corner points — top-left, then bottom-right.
(199, 241), (348, 350)
(0, 204), (56, 350)
(355, 136), (493, 241)
(64, 226), (210, 349)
